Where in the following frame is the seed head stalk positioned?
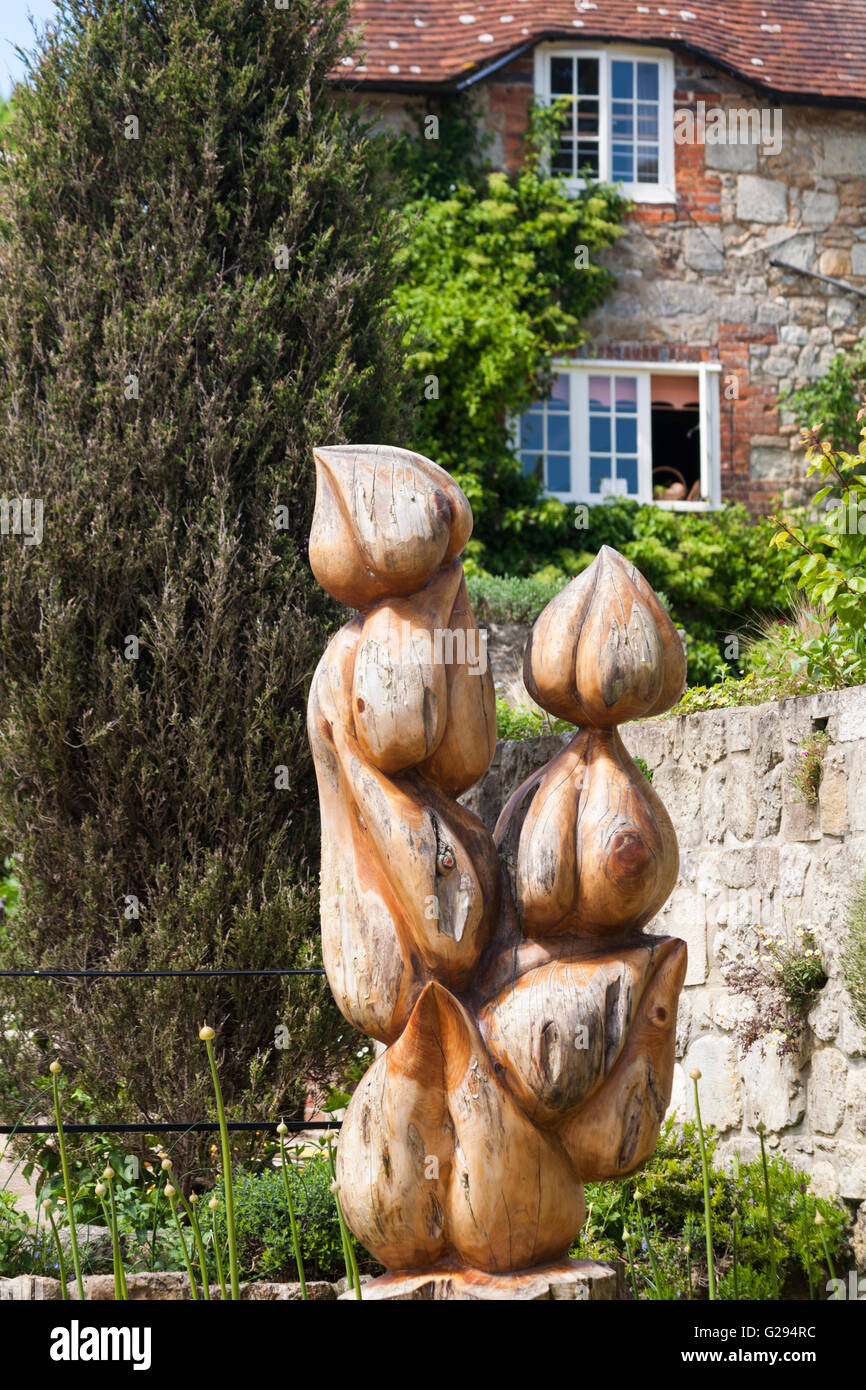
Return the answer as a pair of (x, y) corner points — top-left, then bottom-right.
(50, 1062), (85, 1301)
(756, 1122), (779, 1299)
(200, 1025), (240, 1299)
(277, 1122), (307, 1299)
(690, 1070), (716, 1300)
(43, 1200), (68, 1300)
(165, 1181), (199, 1300)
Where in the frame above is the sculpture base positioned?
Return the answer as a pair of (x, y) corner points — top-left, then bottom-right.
(340, 1257), (617, 1301)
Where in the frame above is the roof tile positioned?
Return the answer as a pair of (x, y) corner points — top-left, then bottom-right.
(338, 1), (866, 102)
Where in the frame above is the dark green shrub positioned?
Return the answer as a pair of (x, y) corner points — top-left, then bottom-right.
(214, 1157), (376, 1283)
(471, 501), (793, 686)
(0, 0), (411, 1157)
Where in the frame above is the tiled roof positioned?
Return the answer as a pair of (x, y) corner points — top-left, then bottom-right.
(337, 1), (866, 104)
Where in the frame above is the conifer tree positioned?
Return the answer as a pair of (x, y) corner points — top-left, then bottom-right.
(0, 0), (410, 1144)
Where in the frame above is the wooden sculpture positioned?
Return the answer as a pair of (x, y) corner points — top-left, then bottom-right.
(307, 444), (688, 1298)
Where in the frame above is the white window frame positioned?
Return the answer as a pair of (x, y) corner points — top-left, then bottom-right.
(512, 360), (722, 509)
(534, 43), (676, 203)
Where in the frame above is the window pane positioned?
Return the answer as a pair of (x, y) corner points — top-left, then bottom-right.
(637, 62), (659, 100)
(576, 100), (599, 135)
(637, 147), (659, 181)
(551, 56), (573, 94)
(617, 455), (639, 494)
(520, 413), (543, 451)
(612, 146), (634, 181)
(547, 455), (571, 493)
(611, 102), (633, 138)
(637, 103), (658, 139)
(577, 57), (599, 95)
(548, 413), (570, 453)
(576, 144), (600, 175)
(616, 415), (638, 454)
(552, 143), (574, 174)
(519, 378), (572, 496)
(615, 376), (637, 409)
(589, 375), (610, 409)
(590, 456), (612, 492)
(589, 415), (611, 452)
(611, 60), (633, 99)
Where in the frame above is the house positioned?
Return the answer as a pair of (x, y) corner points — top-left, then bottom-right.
(333, 1), (866, 513)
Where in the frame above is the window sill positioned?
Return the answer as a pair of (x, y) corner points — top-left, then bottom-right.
(553, 496), (717, 511)
(562, 179), (677, 205)
(652, 499), (716, 511)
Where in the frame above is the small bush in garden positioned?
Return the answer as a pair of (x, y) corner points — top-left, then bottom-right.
(0, 1191), (41, 1277)
(723, 923), (827, 1059)
(788, 730), (831, 804)
(466, 573), (570, 625)
(495, 697), (570, 742)
(471, 502), (794, 687)
(573, 1116), (849, 1300)
(769, 419), (866, 686)
(211, 1157), (376, 1284)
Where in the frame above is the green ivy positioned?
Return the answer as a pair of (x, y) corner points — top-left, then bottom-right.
(389, 101), (630, 577)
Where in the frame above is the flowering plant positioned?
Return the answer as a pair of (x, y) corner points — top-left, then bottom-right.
(724, 921), (827, 1059)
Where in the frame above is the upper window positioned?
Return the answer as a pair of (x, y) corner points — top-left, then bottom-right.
(534, 44), (675, 202)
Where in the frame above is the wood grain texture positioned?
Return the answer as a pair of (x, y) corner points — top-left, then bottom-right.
(307, 447), (687, 1286)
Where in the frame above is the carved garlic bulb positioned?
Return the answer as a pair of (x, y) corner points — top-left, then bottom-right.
(523, 545), (685, 727)
(307, 446), (687, 1292)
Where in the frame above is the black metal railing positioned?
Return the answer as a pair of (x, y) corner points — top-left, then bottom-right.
(0, 966), (340, 1135)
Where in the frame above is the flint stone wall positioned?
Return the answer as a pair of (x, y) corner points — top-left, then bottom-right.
(461, 684), (866, 1209)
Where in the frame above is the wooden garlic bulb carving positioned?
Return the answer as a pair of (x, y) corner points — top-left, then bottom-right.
(307, 444), (688, 1293)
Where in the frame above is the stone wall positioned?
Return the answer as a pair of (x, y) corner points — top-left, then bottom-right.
(460, 685), (866, 1211)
